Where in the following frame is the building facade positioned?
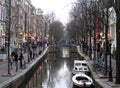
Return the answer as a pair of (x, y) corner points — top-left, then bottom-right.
(35, 8), (45, 42)
(2, 0), (46, 48)
(10, 0), (36, 46)
(108, 7), (116, 54)
(0, 0), (6, 47)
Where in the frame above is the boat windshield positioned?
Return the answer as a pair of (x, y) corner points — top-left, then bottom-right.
(75, 63), (81, 66)
(75, 63), (87, 66)
(82, 63), (87, 66)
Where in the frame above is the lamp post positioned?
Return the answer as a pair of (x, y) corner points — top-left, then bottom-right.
(5, 0), (12, 75)
(7, 0), (11, 75)
(4, 0), (11, 76)
(5, 0), (11, 76)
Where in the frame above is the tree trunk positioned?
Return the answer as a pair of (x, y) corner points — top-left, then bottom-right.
(89, 31), (92, 60)
(116, 14), (120, 84)
(104, 8), (109, 76)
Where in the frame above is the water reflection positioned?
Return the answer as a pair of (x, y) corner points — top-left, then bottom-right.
(55, 61), (72, 88)
(40, 46), (78, 88)
(42, 60), (73, 88)
(62, 47), (69, 58)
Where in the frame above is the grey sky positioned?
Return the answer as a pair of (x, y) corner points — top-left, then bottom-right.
(31, 0), (76, 24)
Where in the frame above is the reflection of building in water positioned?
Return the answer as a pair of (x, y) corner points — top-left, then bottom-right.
(56, 60), (71, 88)
(62, 47), (69, 58)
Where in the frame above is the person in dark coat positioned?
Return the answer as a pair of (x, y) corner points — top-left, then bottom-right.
(19, 51), (24, 69)
(29, 49), (32, 60)
(11, 50), (18, 72)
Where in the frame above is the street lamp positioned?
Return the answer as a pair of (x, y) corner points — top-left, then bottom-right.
(4, 0), (16, 76)
(7, 0), (11, 75)
(3, 0), (12, 76)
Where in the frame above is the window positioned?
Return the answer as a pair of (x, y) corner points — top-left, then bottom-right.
(1, 6), (3, 20)
(3, 7), (6, 21)
(82, 63), (87, 66)
(75, 63), (81, 66)
(0, 6), (1, 20)
(84, 68), (88, 71)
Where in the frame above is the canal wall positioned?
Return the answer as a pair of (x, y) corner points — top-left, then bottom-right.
(0, 47), (48, 88)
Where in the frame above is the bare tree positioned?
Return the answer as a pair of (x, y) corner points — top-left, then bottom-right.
(49, 20), (64, 41)
(44, 11), (56, 24)
(68, 0), (109, 73)
(111, 0), (120, 84)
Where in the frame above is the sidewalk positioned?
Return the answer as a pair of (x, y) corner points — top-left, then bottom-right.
(0, 46), (40, 76)
(77, 46), (120, 88)
(0, 46), (47, 88)
(0, 51), (39, 87)
(0, 52), (28, 84)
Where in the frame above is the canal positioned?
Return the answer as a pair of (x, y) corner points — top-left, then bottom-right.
(39, 47), (78, 88)
(37, 46), (84, 88)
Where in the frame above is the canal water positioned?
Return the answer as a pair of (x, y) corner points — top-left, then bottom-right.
(38, 46), (80, 88)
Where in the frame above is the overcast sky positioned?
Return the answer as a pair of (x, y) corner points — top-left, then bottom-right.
(31, 0), (76, 24)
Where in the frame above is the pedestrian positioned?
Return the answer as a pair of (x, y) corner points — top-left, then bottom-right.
(32, 43), (37, 59)
(19, 50), (24, 69)
(29, 49), (32, 60)
(101, 48), (105, 62)
(39, 47), (42, 55)
(9, 55), (14, 70)
(11, 50), (18, 72)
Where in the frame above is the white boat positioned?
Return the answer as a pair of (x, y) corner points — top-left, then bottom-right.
(72, 60), (91, 76)
(72, 73), (94, 88)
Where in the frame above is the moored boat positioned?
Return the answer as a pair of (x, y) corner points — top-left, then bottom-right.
(72, 60), (91, 76)
(72, 73), (94, 88)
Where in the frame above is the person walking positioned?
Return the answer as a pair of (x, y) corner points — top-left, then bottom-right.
(9, 55), (14, 70)
(29, 49), (32, 60)
(19, 50), (24, 69)
(11, 50), (18, 72)
(32, 43), (37, 59)
(28, 45), (33, 61)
